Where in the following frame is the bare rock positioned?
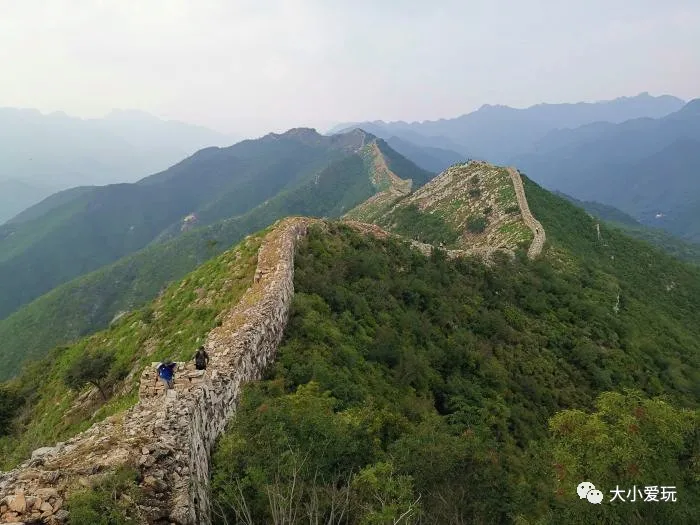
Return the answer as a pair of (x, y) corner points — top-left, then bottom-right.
(7, 492), (26, 513)
(31, 447), (58, 460)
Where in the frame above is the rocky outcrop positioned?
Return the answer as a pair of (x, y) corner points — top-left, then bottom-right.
(0, 217), (314, 525)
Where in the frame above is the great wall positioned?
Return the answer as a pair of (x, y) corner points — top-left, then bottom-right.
(507, 167), (545, 259)
(0, 167), (544, 524)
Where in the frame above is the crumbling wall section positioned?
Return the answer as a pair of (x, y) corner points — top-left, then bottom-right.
(0, 217), (313, 525)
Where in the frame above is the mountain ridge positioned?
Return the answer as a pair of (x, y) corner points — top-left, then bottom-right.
(0, 132), (432, 377)
(1, 170), (699, 522)
(329, 92), (685, 162)
(514, 98), (700, 241)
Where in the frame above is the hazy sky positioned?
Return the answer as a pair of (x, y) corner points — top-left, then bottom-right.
(1, 0), (698, 136)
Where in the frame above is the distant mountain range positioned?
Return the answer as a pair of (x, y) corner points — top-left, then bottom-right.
(329, 92), (686, 162)
(515, 99), (700, 241)
(0, 108), (236, 224)
(0, 128), (433, 359)
(331, 93), (700, 243)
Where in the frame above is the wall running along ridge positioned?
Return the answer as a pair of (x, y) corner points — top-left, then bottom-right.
(0, 176), (546, 523)
(0, 216), (313, 525)
(506, 167), (545, 258)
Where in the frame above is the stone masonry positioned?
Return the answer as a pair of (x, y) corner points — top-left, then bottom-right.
(0, 216), (313, 525)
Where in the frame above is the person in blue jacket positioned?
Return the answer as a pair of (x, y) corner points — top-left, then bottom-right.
(156, 361), (177, 390)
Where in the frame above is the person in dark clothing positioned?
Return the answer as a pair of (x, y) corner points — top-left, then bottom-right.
(156, 361), (177, 389)
(194, 346), (209, 370)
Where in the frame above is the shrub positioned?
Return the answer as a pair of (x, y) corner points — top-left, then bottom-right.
(0, 385), (19, 436)
(67, 467), (142, 525)
(466, 215), (488, 233)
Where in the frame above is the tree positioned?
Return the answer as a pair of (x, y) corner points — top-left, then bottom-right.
(63, 351), (115, 401)
(546, 390), (700, 524)
(0, 385), (19, 436)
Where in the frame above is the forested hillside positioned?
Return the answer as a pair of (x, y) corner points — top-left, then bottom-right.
(0, 137), (432, 379)
(558, 193), (700, 264)
(0, 128), (431, 324)
(0, 108), (234, 224)
(209, 183), (700, 523)
(1, 169), (698, 522)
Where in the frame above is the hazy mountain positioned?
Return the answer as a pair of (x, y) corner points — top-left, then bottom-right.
(515, 99), (700, 241)
(0, 179), (60, 225)
(0, 108), (236, 224)
(0, 128), (432, 328)
(331, 93), (685, 162)
(382, 136), (465, 173)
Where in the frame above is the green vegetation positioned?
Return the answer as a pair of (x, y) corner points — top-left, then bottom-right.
(211, 219), (699, 523)
(497, 222), (534, 248)
(63, 351), (116, 401)
(0, 140), (427, 380)
(614, 223), (700, 265)
(0, 216), (250, 380)
(366, 162), (529, 254)
(0, 232), (263, 468)
(0, 386), (18, 437)
(558, 193), (700, 265)
(549, 391), (699, 524)
(466, 214), (488, 233)
(498, 183), (517, 207)
(377, 204), (460, 246)
(0, 130), (428, 324)
(67, 466), (142, 524)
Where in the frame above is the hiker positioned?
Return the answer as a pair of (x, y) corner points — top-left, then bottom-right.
(194, 346), (209, 371)
(156, 360), (177, 390)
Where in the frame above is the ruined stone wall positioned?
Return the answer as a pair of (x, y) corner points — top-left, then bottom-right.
(506, 167), (546, 258)
(0, 217), (313, 525)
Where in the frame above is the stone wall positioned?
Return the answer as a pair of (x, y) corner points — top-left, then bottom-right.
(506, 167), (546, 258)
(0, 217), (313, 525)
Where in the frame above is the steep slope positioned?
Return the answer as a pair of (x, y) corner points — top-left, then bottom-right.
(0, 179), (59, 226)
(0, 228), (266, 468)
(331, 92), (685, 162)
(0, 129), (429, 322)
(558, 193), (700, 264)
(210, 216), (699, 524)
(2, 177), (700, 523)
(0, 136), (431, 379)
(348, 161), (534, 256)
(515, 99), (700, 240)
(0, 108), (234, 224)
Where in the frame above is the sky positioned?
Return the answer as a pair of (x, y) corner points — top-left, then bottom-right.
(1, 0), (699, 137)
